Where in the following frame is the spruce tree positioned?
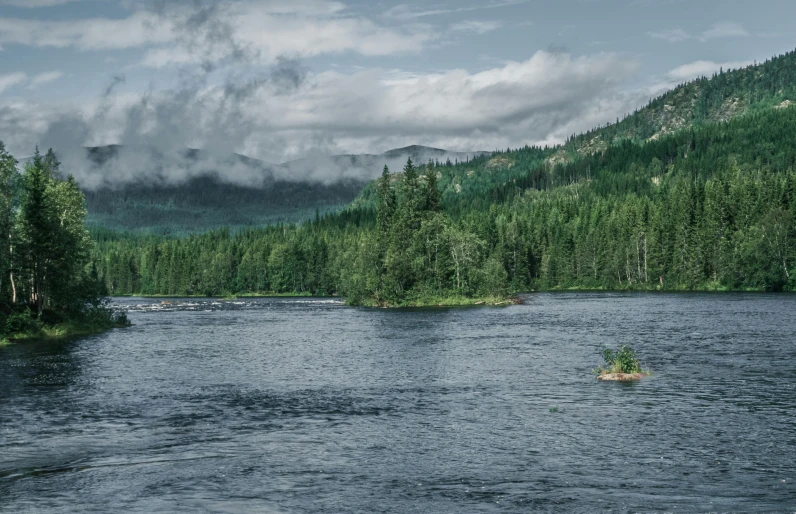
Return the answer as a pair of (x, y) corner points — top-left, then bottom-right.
(17, 149), (53, 312)
(424, 167), (441, 212)
(376, 165), (395, 241)
(0, 142), (16, 302)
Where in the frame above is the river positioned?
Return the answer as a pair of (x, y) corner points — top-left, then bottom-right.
(1, 293), (795, 512)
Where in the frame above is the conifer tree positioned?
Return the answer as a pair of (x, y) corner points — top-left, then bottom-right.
(377, 165), (395, 241)
(424, 167), (441, 212)
(0, 143), (16, 302)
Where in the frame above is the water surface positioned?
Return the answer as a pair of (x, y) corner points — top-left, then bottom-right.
(2, 294), (795, 512)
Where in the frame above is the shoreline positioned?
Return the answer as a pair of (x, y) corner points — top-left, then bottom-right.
(104, 288), (795, 304)
(106, 293), (524, 308)
(355, 296), (523, 308)
(3, 322), (128, 345)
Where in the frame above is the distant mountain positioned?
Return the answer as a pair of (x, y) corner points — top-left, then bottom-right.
(74, 144), (489, 234)
(281, 145), (489, 180)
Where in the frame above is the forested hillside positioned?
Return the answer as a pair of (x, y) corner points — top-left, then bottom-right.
(563, 49), (796, 157)
(84, 176), (367, 235)
(90, 50), (796, 303)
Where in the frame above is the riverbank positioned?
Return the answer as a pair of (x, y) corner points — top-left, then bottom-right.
(107, 292), (522, 308)
(8, 321), (129, 342)
(354, 295), (523, 308)
(534, 283), (791, 293)
(1, 306), (130, 345)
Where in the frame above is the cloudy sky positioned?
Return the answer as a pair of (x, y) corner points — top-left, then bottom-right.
(0, 0), (794, 175)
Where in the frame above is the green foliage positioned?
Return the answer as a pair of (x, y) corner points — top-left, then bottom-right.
(5, 311), (41, 335)
(597, 346), (645, 375)
(0, 144), (124, 341)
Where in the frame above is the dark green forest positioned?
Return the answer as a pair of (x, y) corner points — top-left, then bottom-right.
(8, 51), (796, 307)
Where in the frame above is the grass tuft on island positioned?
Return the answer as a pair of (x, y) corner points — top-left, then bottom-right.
(595, 345), (650, 381)
(352, 295), (524, 308)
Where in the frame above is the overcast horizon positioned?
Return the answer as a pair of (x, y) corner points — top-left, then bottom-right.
(1, 0), (795, 166)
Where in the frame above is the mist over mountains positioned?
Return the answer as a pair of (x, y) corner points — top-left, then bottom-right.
(72, 143), (489, 234)
(54, 143), (488, 190)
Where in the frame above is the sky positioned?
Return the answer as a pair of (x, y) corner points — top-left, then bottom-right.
(0, 0), (794, 185)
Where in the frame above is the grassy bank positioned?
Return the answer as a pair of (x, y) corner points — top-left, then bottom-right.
(2, 304), (130, 344)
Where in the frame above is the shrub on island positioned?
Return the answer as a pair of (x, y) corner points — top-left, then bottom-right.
(595, 345), (649, 381)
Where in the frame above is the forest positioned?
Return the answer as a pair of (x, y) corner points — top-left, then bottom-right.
(0, 144), (126, 340)
(8, 51), (796, 308)
(90, 103), (796, 304)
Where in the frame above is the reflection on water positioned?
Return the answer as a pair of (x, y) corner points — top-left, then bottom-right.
(1, 294), (795, 512)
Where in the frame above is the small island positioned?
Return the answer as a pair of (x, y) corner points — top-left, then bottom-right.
(595, 345), (650, 381)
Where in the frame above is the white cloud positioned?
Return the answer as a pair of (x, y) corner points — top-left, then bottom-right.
(0, 1), (434, 68)
(138, 1), (435, 68)
(29, 71), (65, 88)
(0, 70), (66, 95)
(384, 0), (530, 20)
(449, 21), (502, 35)
(648, 21), (749, 42)
(0, 72), (27, 95)
(700, 21), (748, 40)
(0, 12), (173, 50)
(648, 28), (689, 42)
(0, 0), (92, 6)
